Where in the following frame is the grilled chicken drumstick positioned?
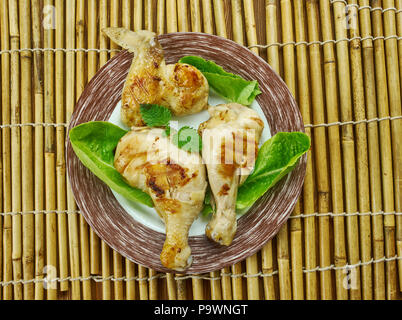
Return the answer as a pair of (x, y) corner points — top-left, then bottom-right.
(199, 103), (264, 246)
(103, 28), (209, 127)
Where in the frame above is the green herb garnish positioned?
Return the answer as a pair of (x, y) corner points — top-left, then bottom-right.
(179, 55), (262, 106)
(140, 104), (172, 127)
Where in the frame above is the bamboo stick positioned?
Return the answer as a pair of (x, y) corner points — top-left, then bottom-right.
(166, 273), (177, 300)
(101, 242), (111, 300)
(262, 0), (279, 301)
(202, 0), (214, 34)
(293, 0), (314, 301)
(8, 0), (22, 300)
(369, 0), (394, 300)
(109, 0), (124, 300)
(190, 0), (202, 32)
(134, 0), (143, 31)
(149, 269), (158, 300)
(145, 0), (154, 31)
(167, 0), (177, 33)
(138, 265), (149, 300)
(213, 0), (227, 38)
(68, 0), (90, 300)
(209, 271), (222, 300)
(177, 0), (189, 32)
(358, 0), (386, 299)
(112, 254), (124, 300)
(231, 262), (243, 300)
(19, 0), (34, 300)
(176, 274), (187, 300)
(43, 0), (58, 300)
(244, 0), (258, 55)
(64, 0), (80, 299)
(0, 0), (12, 301)
(371, 0), (398, 300)
(220, 268), (232, 300)
(346, 0), (373, 300)
(54, 0), (68, 294)
(64, 0), (81, 300)
(245, 255), (260, 300)
(395, 0), (402, 290)
(383, 0), (401, 299)
(157, 0), (165, 34)
(99, 0), (112, 301)
(31, 0), (45, 300)
(88, 0), (102, 277)
(332, 0), (362, 300)
(319, 0), (348, 300)
(192, 277), (204, 300)
(88, 0), (98, 80)
(231, 0), (244, 45)
(122, 0), (131, 31)
(125, 260), (136, 300)
(306, 0), (334, 300)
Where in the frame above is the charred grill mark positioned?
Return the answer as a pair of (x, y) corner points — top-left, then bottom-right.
(168, 163), (187, 179)
(218, 184), (231, 196)
(147, 176), (165, 198)
(166, 161), (194, 187)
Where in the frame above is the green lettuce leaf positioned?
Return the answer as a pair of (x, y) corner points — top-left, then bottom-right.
(203, 132), (310, 213)
(236, 132), (310, 209)
(69, 121), (154, 207)
(179, 55), (261, 106)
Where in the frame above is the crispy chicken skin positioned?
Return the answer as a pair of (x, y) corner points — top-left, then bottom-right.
(103, 28), (209, 127)
(114, 127), (207, 271)
(199, 103), (264, 246)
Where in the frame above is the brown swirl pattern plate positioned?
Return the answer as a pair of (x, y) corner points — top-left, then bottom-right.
(66, 32), (307, 274)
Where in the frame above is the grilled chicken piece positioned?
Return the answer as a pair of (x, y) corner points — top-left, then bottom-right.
(103, 28), (209, 127)
(199, 103), (264, 246)
(114, 127), (207, 271)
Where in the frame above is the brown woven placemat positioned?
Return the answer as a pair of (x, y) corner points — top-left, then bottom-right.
(0, 0), (401, 300)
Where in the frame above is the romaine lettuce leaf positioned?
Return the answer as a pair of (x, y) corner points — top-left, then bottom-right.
(69, 121), (154, 207)
(203, 132), (310, 213)
(179, 55), (261, 106)
(236, 132), (310, 209)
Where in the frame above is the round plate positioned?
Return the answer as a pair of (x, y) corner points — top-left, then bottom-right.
(66, 32), (307, 274)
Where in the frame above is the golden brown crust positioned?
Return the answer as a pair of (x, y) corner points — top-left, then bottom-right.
(120, 35), (209, 128)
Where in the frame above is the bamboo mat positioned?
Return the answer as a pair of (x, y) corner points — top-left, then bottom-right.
(0, 0), (401, 300)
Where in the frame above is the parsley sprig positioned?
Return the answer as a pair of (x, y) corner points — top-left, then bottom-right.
(140, 104), (172, 127)
(139, 104), (202, 153)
